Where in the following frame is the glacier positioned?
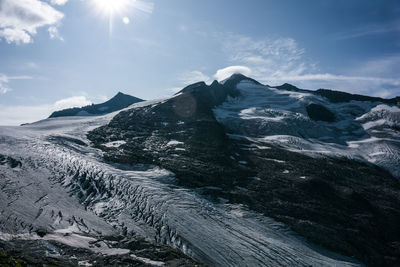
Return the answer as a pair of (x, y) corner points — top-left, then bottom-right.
(0, 99), (363, 266)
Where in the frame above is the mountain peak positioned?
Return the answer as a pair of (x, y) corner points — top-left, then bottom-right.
(226, 73), (250, 80)
(211, 80), (219, 86)
(275, 83), (300, 91)
(222, 73), (262, 88)
(49, 92), (144, 118)
(111, 91), (133, 100)
(115, 91), (125, 96)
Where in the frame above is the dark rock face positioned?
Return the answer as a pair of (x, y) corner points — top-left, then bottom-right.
(49, 92), (143, 118)
(88, 75), (400, 266)
(0, 236), (199, 266)
(306, 103), (336, 122)
(236, 140), (400, 266)
(88, 81), (248, 189)
(0, 154), (22, 168)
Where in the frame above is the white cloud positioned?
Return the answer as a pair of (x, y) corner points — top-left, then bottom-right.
(0, 73), (32, 94)
(49, 0), (68, 5)
(0, 28), (31, 44)
(48, 26), (63, 40)
(0, 74), (10, 94)
(54, 96), (92, 110)
(0, 86), (11, 94)
(214, 66), (252, 81)
(0, 0), (64, 44)
(0, 95), (92, 126)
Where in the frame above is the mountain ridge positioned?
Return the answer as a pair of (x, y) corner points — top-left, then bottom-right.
(49, 92), (144, 118)
(274, 82), (400, 105)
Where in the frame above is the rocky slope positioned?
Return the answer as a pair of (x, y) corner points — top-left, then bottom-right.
(88, 74), (400, 266)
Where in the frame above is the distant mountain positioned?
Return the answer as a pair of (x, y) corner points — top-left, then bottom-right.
(275, 82), (400, 105)
(49, 92), (143, 118)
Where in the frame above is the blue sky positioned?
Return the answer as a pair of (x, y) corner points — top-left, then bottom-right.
(0, 0), (399, 125)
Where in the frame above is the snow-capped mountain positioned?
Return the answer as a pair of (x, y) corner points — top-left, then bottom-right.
(215, 75), (400, 178)
(49, 92), (143, 118)
(1, 74), (399, 266)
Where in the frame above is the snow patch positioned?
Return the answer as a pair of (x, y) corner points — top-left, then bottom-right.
(103, 140), (126, 148)
(167, 140), (184, 146)
(130, 254), (165, 266)
(265, 158), (285, 164)
(78, 260), (93, 266)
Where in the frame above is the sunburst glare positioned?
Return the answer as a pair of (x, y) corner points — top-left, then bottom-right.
(90, 0), (154, 34)
(92, 0), (130, 15)
(91, 0), (154, 16)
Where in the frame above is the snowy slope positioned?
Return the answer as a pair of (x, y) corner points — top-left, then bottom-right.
(214, 79), (400, 178)
(0, 99), (362, 266)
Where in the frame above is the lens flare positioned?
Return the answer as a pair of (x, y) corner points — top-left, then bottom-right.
(122, 17), (130, 24)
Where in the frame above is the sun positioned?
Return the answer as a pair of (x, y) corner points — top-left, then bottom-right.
(92, 0), (130, 15)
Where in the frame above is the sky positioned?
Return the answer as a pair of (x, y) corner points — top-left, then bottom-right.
(0, 0), (399, 125)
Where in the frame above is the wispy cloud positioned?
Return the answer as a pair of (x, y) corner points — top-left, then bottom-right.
(53, 96), (92, 110)
(0, 0), (65, 44)
(334, 20), (400, 40)
(0, 95), (91, 126)
(212, 32), (400, 97)
(264, 73), (400, 85)
(352, 55), (400, 77)
(23, 62), (40, 70)
(0, 74), (32, 94)
(218, 33), (311, 81)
